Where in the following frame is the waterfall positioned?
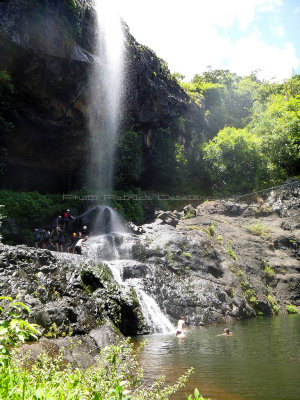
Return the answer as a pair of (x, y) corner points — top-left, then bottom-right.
(87, 0), (124, 193)
(84, 2), (174, 334)
(85, 229), (175, 334)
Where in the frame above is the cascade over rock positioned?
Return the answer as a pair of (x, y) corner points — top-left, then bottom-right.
(0, 0), (204, 192)
(1, 183), (299, 338)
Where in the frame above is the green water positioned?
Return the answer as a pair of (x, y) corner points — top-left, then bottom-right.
(134, 315), (300, 400)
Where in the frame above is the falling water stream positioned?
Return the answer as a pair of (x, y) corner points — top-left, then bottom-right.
(84, 206), (174, 334)
(84, 2), (174, 334)
(87, 0), (124, 193)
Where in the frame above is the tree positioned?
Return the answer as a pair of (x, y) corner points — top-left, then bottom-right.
(249, 94), (300, 176)
(172, 72), (185, 82)
(202, 127), (269, 193)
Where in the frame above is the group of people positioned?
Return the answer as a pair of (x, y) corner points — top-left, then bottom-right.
(33, 209), (91, 255)
(176, 316), (232, 338)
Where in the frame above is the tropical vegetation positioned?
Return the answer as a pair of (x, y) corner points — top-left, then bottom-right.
(0, 297), (207, 400)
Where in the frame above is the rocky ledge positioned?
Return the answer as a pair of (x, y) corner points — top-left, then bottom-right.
(136, 181), (300, 324)
(1, 182), (299, 343)
(0, 245), (146, 338)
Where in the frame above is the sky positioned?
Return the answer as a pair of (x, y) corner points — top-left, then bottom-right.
(115, 0), (300, 82)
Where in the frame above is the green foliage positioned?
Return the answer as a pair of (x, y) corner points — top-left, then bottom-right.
(216, 235), (223, 245)
(112, 190), (144, 224)
(0, 296), (40, 366)
(0, 190), (55, 227)
(44, 322), (59, 339)
(183, 252), (191, 259)
(267, 294), (280, 315)
(179, 70), (300, 194)
(187, 388), (209, 400)
(150, 131), (189, 192)
(172, 72), (185, 82)
(204, 223), (216, 237)
(245, 223), (271, 238)
(188, 225), (202, 231)
(115, 131), (143, 189)
(249, 94), (300, 177)
(286, 304), (299, 314)
(183, 210), (195, 219)
(283, 74), (300, 98)
(264, 265), (275, 281)
(0, 189), (88, 243)
(241, 281), (250, 290)
(202, 127), (269, 194)
(226, 246), (237, 260)
(0, 336), (194, 400)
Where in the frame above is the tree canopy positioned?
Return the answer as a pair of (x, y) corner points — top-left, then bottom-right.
(179, 71), (300, 194)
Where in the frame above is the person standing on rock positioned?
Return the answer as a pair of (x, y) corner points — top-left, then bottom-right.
(80, 225), (91, 239)
(67, 232), (78, 254)
(63, 209), (76, 233)
(74, 237), (87, 255)
(33, 228), (42, 248)
(176, 316), (185, 337)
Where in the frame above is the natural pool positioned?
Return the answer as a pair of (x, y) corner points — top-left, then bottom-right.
(133, 315), (300, 400)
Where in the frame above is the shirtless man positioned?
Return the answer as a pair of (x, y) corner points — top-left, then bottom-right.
(218, 328), (233, 336)
(176, 316), (185, 337)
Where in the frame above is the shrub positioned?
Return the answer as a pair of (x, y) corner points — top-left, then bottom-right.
(112, 190), (144, 224)
(264, 265), (275, 281)
(183, 210), (195, 219)
(286, 304), (299, 314)
(0, 337), (195, 399)
(202, 127), (269, 194)
(0, 295), (40, 366)
(267, 294), (280, 314)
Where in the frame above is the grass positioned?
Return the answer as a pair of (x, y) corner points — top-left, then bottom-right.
(245, 222), (271, 238)
(226, 246), (237, 261)
(216, 235), (223, 245)
(188, 225), (202, 231)
(204, 223), (216, 237)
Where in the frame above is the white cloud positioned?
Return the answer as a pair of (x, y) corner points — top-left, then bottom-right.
(294, 6), (300, 14)
(258, 0), (282, 13)
(226, 33), (299, 81)
(270, 23), (285, 38)
(114, 0), (298, 81)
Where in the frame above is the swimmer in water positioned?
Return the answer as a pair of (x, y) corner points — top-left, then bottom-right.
(176, 316), (186, 337)
(218, 328), (233, 336)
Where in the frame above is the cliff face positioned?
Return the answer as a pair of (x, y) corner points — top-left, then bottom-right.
(1, 182), (299, 336)
(0, 0), (204, 192)
(0, 244), (146, 336)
